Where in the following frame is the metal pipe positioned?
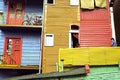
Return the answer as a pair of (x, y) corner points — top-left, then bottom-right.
(56, 62), (58, 72)
(61, 59), (64, 72)
(38, 0), (45, 74)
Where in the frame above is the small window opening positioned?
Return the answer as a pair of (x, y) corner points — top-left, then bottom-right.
(7, 39), (12, 55)
(10, 3), (14, 9)
(44, 34), (54, 46)
(71, 25), (79, 30)
(47, 0), (54, 4)
(110, 0), (114, 7)
(72, 33), (79, 48)
(70, 25), (79, 48)
(70, 0), (79, 5)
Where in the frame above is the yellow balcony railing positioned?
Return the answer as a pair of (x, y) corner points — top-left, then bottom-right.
(58, 47), (120, 71)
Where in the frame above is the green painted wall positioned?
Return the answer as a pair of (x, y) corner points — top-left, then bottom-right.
(40, 66), (120, 80)
(85, 66), (120, 80)
(62, 66), (120, 80)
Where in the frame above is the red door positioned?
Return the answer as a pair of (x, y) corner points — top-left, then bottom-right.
(7, 2), (24, 25)
(3, 37), (22, 65)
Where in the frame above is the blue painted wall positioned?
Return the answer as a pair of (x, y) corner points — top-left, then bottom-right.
(1, 30), (41, 66)
(0, 0), (42, 78)
(0, 0), (43, 65)
(0, 0), (43, 24)
(0, 0), (5, 24)
(0, 30), (4, 60)
(24, 0), (43, 25)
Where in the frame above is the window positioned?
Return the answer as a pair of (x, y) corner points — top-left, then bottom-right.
(69, 25), (79, 48)
(70, 0), (79, 5)
(7, 39), (12, 55)
(47, 0), (54, 4)
(3, 37), (22, 65)
(44, 34), (54, 46)
(7, 2), (24, 25)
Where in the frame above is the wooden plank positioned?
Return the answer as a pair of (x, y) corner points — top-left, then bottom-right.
(0, 24), (42, 28)
(0, 65), (39, 70)
(59, 47), (120, 70)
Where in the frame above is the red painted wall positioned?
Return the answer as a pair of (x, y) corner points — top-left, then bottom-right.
(80, 0), (112, 47)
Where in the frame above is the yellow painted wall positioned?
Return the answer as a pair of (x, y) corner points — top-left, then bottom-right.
(58, 47), (120, 71)
(42, 0), (80, 73)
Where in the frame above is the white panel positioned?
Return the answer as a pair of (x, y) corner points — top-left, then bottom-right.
(110, 7), (116, 39)
(70, 0), (79, 5)
(44, 34), (54, 46)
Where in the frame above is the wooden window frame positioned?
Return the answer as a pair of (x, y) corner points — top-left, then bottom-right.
(3, 36), (22, 55)
(70, 0), (79, 5)
(44, 34), (54, 46)
(45, 0), (55, 4)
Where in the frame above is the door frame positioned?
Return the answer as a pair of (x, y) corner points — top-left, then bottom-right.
(3, 36), (22, 64)
(69, 30), (79, 48)
(6, 1), (24, 25)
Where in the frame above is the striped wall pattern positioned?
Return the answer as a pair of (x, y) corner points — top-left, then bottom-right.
(0, 0), (6, 24)
(0, 30), (41, 66)
(62, 66), (120, 80)
(0, 0), (43, 24)
(80, 0), (112, 47)
(0, 0), (42, 66)
(42, 0), (80, 73)
(24, 0), (43, 23)
(0, 30), (4, 60)
(59, 47), (120, 69)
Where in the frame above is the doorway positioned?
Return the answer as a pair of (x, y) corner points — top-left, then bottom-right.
(3, 37), (22, 65)
(6, 2), (24, 25)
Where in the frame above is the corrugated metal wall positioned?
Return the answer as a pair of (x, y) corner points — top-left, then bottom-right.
(0, 0), (6, 24)
(0, 0), (3, 6)
(24, 0), (43, 21)
(62, 66), (120, 80)
(80, 0), (112, 47)
(0, 30), (4, 60)
(85, 66), (120, 80)
(0, 0), (42, 66)
(1, 0), (43, 24)
(0, 0), (6, 60)
(1, 30), (41, 66)
(0, 0), (4, 24)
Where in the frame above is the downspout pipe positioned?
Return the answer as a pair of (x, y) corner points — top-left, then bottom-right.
(38, 0), (45, 74)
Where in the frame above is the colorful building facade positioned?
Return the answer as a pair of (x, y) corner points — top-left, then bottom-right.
(0, 0), (43, 74)
(42, 0), (80, 73)
(0, 0), (117, 79)
(42, 0), (113, 73)
(80, 0), (112, 47)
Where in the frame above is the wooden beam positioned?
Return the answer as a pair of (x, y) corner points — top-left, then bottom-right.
(0, 24), (42, 28)
(0, 65), (39, 70)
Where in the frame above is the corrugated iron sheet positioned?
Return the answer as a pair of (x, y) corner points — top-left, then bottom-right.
(80, 24), (111, 47)
(80, 9), (109, 21)
(80, 1), (112, 47)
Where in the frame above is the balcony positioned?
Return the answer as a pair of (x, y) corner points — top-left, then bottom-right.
(0, 0), (43, 29)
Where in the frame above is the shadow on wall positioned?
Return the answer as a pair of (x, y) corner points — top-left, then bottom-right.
(0, 69), (38, 79)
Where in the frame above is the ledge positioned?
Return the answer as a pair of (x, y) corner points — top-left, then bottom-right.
(0, 24), (42, 29)
(0, 24), (42, 32)
(0, 64), (39, 70)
